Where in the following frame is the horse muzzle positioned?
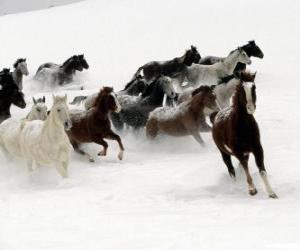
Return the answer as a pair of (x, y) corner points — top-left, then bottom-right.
(64, 121), (72, 130)
(246, 104), (256, 114)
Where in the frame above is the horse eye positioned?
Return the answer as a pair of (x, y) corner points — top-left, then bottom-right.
(57, 109), (61, 112)
(37, 108), (41, 112)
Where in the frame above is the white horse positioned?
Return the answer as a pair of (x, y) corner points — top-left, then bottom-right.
(186, 48), (251, 87)
(19, 95), (72, 178)
(0, 97), (48, 159)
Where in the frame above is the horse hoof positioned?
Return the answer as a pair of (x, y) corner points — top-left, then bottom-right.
(118, 151), (124, 160)
(269, 193), (278, 199)
(98, 151), (106, 156)
(249, 188), (258, 196)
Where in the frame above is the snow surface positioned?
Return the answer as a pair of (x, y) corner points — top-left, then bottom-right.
(0, 0), (300, 249)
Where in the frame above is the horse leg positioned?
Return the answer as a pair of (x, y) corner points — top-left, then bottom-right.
(253, 144), (278, 199)
(146, 118), (159, 139)
(237, 154), (257, 196)
(95, 138), (108, 157)
(27, 159), (34, 172)
(104, 131), (125, 160)
(55, 162), (68, 178)
(190, 130), (205, 146)
(220, 150), (236, 179)
(71, 140), (94, 162)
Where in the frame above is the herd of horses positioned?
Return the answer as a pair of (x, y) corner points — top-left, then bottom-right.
(0, 40), (278, 198)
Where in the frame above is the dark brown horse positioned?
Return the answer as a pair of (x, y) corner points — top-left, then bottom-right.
(134, 46), (201, 81)
(211, 80), (278, 198)
(146, 86), (218, 145)
(67, 87), (124, 162)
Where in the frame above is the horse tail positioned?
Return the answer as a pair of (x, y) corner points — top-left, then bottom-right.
(209, 111), (218, 124)
(146, 117), (159, 139)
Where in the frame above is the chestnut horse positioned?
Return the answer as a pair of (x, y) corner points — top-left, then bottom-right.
(67, 87), (124, 162)
(146, 86), (219, 145)
(211, 81), (278, 198)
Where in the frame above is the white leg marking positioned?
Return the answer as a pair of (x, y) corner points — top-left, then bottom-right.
(260, 171), (278, 198)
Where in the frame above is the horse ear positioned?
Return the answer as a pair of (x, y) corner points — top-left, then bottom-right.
(64, 94), (67, 102)
(42, 96), (46, 103)
(33, 97), (37, 105)
(248, 40), (255, 45)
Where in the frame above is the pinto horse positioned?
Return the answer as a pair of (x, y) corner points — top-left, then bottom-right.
(146, 86), (219, 145)
(67, 87), (124, 162)
(199, 41), (264, 73)
(211, 80), (278, 198)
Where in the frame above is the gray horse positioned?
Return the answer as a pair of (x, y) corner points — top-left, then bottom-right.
(12, 58), (29, 90)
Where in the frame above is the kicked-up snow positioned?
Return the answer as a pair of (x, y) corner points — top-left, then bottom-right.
(0, 0), (300, 249)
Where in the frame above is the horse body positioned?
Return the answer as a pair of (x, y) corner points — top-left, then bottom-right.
(186, 48), (251, 87)
(35, 55), (88, 87)
(19, 95), (72, 177)
(199, 41), (264, 73)
(110, 76), (176, 130)
(146, 86), (218, 145)
(212, 81), (277, 198)
(67, 87), (124, 162)
(0, 97), (47, 159)
(134, 46), (200, 90)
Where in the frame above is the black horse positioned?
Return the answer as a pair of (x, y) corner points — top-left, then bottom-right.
(111, 75), (176, 130)
(35, 55), (88, 86)
(0, 69), (26, 123)
(199, 41), (264, 73)
(133, 46), (201, 82)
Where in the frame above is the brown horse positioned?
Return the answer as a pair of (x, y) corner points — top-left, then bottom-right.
(67, 87), (124, 162)
(146, 86), (219, 145)
(211, 80), (278, 198)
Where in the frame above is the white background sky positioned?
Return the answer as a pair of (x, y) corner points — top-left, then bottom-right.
(0, 0), (82, 15)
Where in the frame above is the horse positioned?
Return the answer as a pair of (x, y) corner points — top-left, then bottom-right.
(146, 86), (219, 145)
(19, 95), (72, 177)
(0, 98), (48, 159)
(35, 55), (87, 87)
(12, 58), (29, 90)
(26, 97), (47, 120)
(199, 41), (264, 73)
(69, 74), (147, 106)
(133, 46), (201, 89)
(67, 87), (124, 162)
(186, 47), (251, 87)
(211, 81), (278, 198)
(110, 75), (176, 130)
(0, 70), (26, 123)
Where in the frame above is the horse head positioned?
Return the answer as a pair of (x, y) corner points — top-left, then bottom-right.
(191, 85), (219, 114)
(13, 58), (29, 76)
(30, 97), (48, 120)
(95, 87), (122, 113)
(183, 45), (201, 66)
(51, 94), (72, 130)
(78, 54), (89, 69)
(246, 40), (264, 59)
(237, 47), (251, 65)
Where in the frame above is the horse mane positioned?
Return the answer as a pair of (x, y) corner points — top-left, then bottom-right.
(141, 75), (161, 97)
(123, 75), (142, 91)
(93, 87), (114, 108)
(231, 82), (244, 109)
(62, 55), (77, 67)
(13, 58), (26, 68)
(191, 85), (213, 96)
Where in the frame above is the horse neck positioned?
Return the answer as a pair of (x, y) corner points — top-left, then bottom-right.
(12, 69), (23, 83)
(94, 97), (110, 119)
(148, 84), (165, 105)
(0, 97), (11, 115)
(231, 87), (250, 121)
(222, 51), (240, 75)
(42, 110), (64, 140)
(241, 44), (252, 56)
(189, 95), (204, 118)
(61, 60), (75, 74)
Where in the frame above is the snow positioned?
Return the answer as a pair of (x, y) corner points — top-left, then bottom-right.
(1, 0), (300, 249)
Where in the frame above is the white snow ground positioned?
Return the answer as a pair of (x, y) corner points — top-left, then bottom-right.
(0, 0), (300, 249)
